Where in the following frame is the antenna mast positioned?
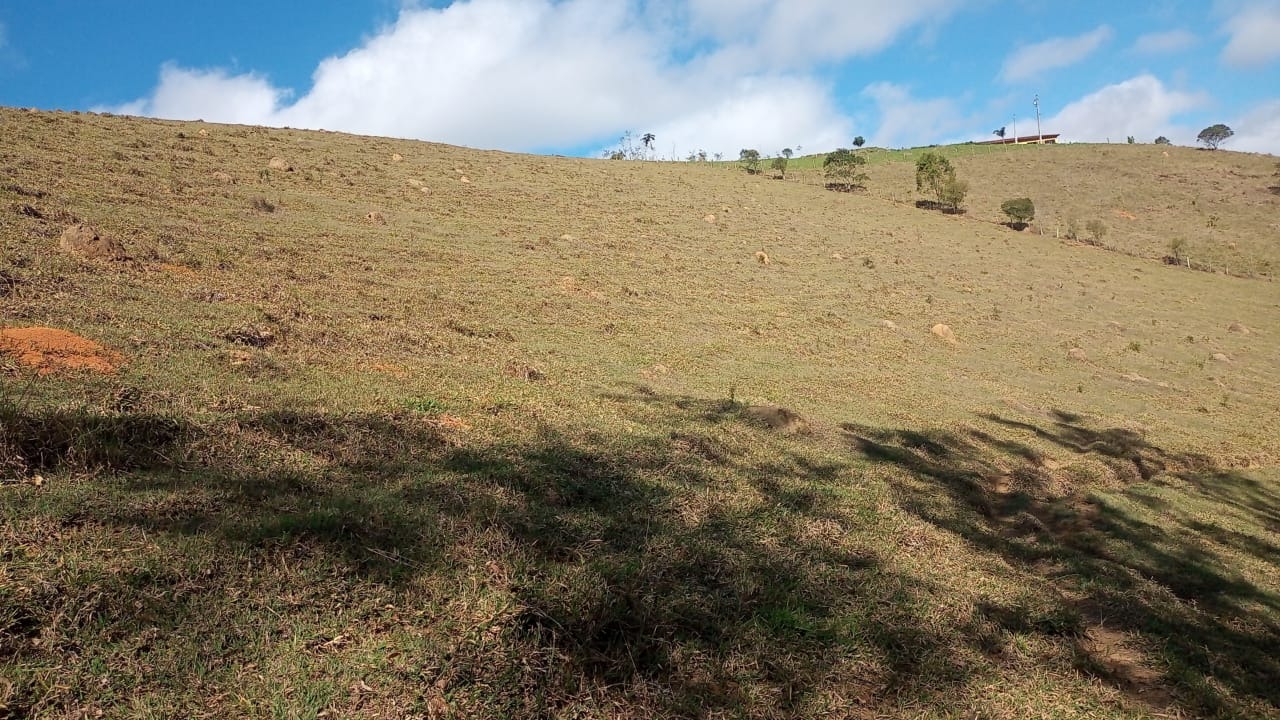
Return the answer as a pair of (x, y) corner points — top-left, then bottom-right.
(1034, 95), (1042, 143)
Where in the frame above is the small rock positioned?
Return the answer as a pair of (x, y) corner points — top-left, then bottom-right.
(1212, 353), (1231, 363)
(704, 214), (716, 223)
(365, 211), (386, 224)
(755, 251), (770, 265)
(1227, 322), (1251, 335)
(878, 319), (898, 330)
(267, 157), (293, 171)
(459, 176), (471, 184)
(1068, 348), (1088, 361)
(930, 324), (956, 343)
(212, 171), (236, 184)
(391, 153), (403, 162)
(831, 252), (845, 260)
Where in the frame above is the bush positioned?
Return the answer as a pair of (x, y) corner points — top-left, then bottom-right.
(1086, 219), (1108, 243)
(939, 176), (968, 213)
(739, 149), (761, 174)
(1000, 198), (1035, 228)
(1127, 136), (1136, 144)
(915, 152), (956, 207)
(853, 136), (866, 148)
(770, 155), (789, 179)
(1154, 136), (1172, 145)
(822, 149), (868, 192)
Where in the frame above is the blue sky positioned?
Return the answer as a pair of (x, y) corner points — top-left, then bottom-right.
(2, 1), (1278, 156)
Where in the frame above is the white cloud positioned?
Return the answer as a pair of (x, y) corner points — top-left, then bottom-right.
(1132, 29), (1198, 54)
(861, 83), (979, 149)
(1230, 99), (1280, 153)
(1046, 75), (1208, 144)
(687, 0), (964, 67)
(1000, 26), (1113, 83)
(109, 0), (869, 156)
(1221, 1), (1280, 67)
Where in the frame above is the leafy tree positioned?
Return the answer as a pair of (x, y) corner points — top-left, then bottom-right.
(1000, 197), (1035, 228)
(1127, 136), (1136, 144)
(1154, 136), (1172, 145)
(940, 176), (968, 213)
(739, 149), (761, 174)
(853, 136), (866, 148)
(915, 152), (956, 206)
(993, 127), (1006, 140)
(771, 154), (789, 179)
(822, 148), (868, 192)
(1197, 124), (1234, 150)
(641, 133), (656, 150)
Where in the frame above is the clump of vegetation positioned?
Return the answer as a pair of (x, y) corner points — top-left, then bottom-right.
(251, 197), (276, 213)
(1127, 136), (1136, 144)
(739, 149), (761, 175)
(853, 136), (866, 148)
(1197, 124), (1234, 150)
(770, 148), (792, 179)
(1000, 198), (1035, 230)
(915, 152), (965, 213)
(822, 148), (868, 192)
(1155, 136), (1172, 145)
(1086, 219), (1108, 244)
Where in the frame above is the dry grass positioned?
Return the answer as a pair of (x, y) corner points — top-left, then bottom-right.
(2, 109), (1278, 719)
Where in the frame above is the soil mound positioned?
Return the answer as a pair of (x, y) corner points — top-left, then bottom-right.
(59, 224), (127, 260)
(0, 327), (123, 375)
(742, 405), (809, 435)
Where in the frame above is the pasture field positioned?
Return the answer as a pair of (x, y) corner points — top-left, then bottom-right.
(2, 108), (1279, 719)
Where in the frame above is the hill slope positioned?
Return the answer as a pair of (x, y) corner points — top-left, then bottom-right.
(2, 108), (1279, 719)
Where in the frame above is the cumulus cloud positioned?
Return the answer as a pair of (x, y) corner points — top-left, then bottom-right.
(1046, 75), (1207, 144)
(1230, 99), (1280, 153)
(109, 0), (961, 155)
(1132, 29), (1198, 54)
(1221, 1), (1280, 67)
(1001, 26), (1113, 83)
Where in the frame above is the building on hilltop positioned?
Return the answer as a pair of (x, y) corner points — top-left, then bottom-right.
(977, 133), (1060, 145)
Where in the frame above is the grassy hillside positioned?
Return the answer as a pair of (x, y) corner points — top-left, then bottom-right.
(2, 108), (1279, 719)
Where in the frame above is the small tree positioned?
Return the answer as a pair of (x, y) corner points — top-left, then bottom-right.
(853, 136), (866, 148)
(993, 127), (1006, 140)
(1000, 198), (1035, 229)
(1086, 219), (1108, 244)
(940, 176), (968, 213)
(771, 154), (789, 179)
(1154, 136), (1171, 145)
(1197, 124), (1234, 150)
(822, 148), (868, 192)
(915, 152), (957, 208)
(1127, 136), (1136, 144)
(739, 149), (761, 174)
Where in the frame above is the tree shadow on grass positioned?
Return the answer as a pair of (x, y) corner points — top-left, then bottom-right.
(2, 393), (990, 717)
(843, 411), (1280, 718)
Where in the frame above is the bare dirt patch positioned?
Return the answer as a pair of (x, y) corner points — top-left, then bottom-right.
(0, 327), (123, 375)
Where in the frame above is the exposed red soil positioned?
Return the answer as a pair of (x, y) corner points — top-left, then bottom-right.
(0, 327), (123, 375)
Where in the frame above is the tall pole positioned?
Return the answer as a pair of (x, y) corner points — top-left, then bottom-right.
(1013, 114), (1017, 145)
(1034, 95), (1042, 144)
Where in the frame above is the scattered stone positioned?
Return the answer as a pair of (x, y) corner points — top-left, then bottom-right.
(560, 234), (576, 241)
(1212, 353), (1231, 363)
(1068, 347), (1088, 361)
(197, 129), (209, 137)
(58, 223), (128, 260)
(930, 323), (956, 344)
(1121, 373), (1151, 384)
(391, 153), (403, 162)
(703, 213), (716, 223)
(741, 405), (809, 435)
(365, 211), (386, 224)
(878, 319), (898, 330)
(755, 250), (770, 265)
(268, 157), (293, 171)
(831, 252), (845, 260)
(212, 171), (236, 184)
(459, 176), (471, 184)
(1228, 322), (1251, 335)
